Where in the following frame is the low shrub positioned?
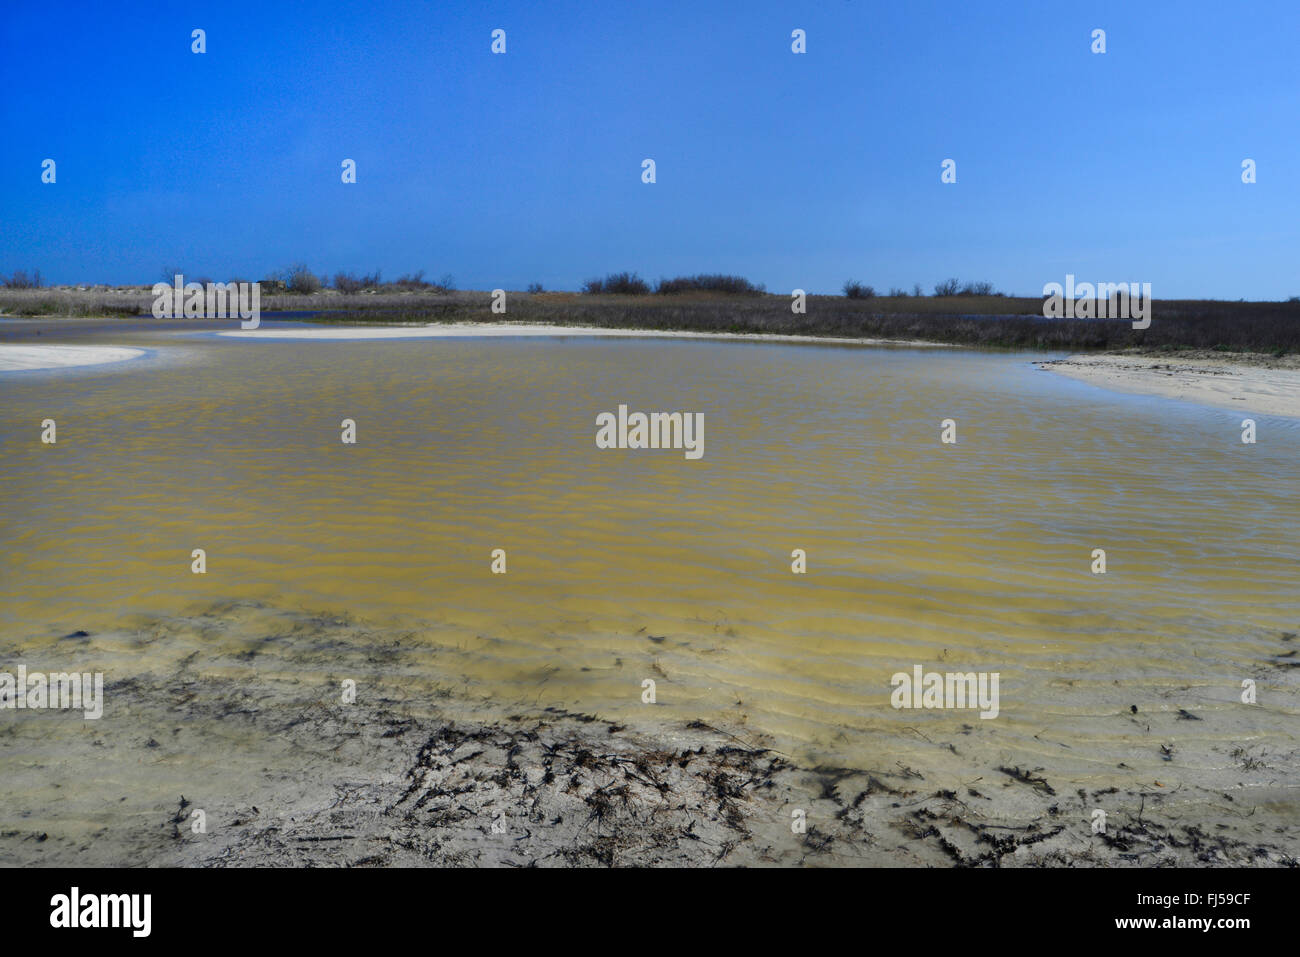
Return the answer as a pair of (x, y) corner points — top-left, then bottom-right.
(284, 264), (322, 294)
(582, 272), (651, 295)
(655, 274), (765, 295)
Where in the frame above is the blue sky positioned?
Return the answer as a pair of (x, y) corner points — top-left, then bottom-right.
(2, 0), (1297, 297)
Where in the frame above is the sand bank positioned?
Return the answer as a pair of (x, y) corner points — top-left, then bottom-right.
(1038, 353), (1300, 418)
(0, 344), (145, 372)
(217, 321), (950, 347)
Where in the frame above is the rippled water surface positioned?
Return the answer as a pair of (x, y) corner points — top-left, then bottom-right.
(2, 321), (1298, 801)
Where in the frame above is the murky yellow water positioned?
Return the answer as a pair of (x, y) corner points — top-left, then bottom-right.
(2, 320), (1297, 838)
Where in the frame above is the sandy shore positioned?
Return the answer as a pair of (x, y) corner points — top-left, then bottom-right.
(1038, 352), (1300, 418)
(216, 321), (951, 347)
(4, 601), (1296, 868)
(157, 706), (1294, 869)
(0, 344), (145, 372)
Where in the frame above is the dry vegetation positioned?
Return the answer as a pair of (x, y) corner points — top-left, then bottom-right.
(2, 283), (1298, 354)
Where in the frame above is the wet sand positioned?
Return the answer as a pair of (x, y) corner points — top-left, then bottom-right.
(1038, 352), (1300, 418)
(4, 603), (1296, 868)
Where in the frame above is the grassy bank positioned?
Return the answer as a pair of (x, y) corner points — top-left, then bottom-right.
(3, 287), (1298, 354)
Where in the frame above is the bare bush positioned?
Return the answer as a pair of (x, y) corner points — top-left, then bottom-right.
(284, 264), (322, 294)
(334, 272), (364, 295)
(2, 269), (42, 289)
(655, 274), (765, 295)
(582, 272), (650, 295)
(394, 270), (429, 290)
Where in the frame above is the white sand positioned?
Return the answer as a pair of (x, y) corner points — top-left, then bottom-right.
(0, 345), (145, 372)
(217, 322), (948, 347)
(1039, 354), (1300, 418)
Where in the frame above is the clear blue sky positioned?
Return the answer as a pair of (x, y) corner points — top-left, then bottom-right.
(2, 0), (1297, 297)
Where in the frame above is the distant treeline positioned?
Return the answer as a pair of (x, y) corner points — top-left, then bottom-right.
(4, 268), (1299, 354)
(845, 278), (1008, 299)
(9, 264), (1296, 307)
(578, 272), (1007, 298)
(4, 265), (1017, 299)
(580, 272), (767, 295)
(165, 265), (460, 296)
